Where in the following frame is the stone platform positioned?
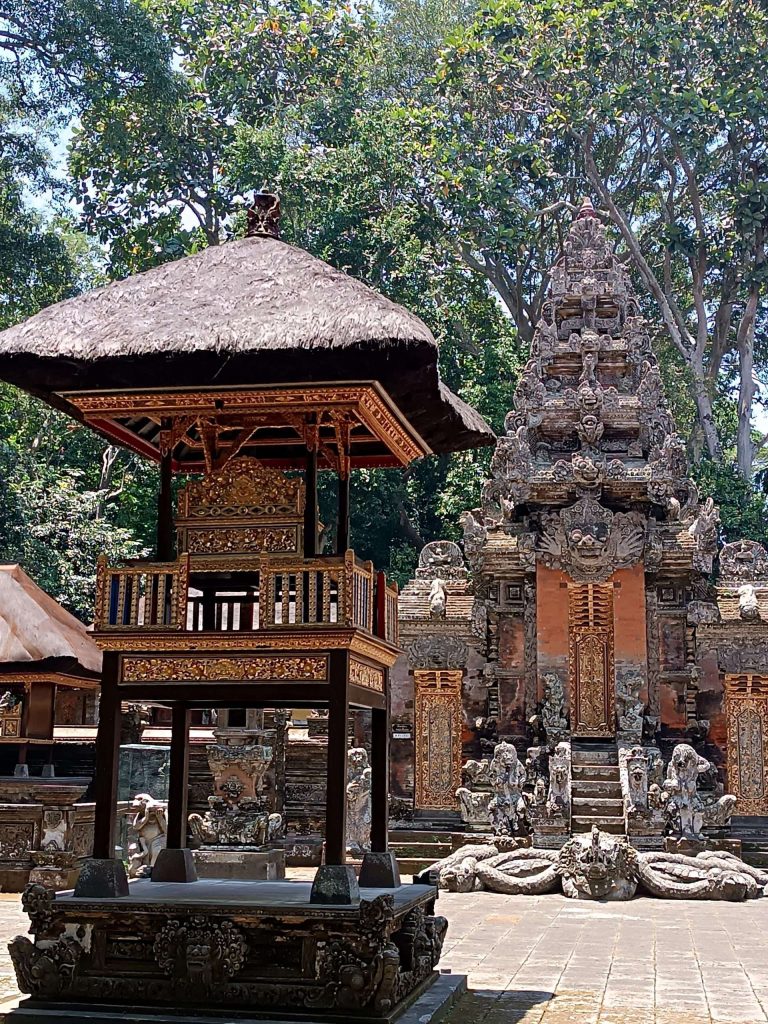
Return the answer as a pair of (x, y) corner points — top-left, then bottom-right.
(7, 878), (447, 1022)
(192, 847), (285, 880)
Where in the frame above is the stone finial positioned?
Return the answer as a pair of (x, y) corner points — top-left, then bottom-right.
(246, 192), (281, 238)
(576, 196), (599, 220)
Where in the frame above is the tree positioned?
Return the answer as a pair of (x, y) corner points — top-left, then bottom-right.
(69, 0), (377, 273)
(435, 0), (768, 476)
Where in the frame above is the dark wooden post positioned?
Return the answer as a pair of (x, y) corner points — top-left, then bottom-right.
(92, 653), (122, 859)
(337, 473), (350, 554)
(370, 679), (389, 852)
(156, 448), (174, 561)
(166, 704), (191, 848)
(304, 447), (318, 557)
(325, 649), (350, 865)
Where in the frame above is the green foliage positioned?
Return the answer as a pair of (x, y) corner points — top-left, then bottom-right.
(3, 0), (768, 607)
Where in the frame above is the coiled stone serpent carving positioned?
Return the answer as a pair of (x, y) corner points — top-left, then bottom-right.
(418, 826), (768, 902)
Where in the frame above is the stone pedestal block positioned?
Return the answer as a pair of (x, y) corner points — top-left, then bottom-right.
(359, 850), (401, 888)
(310, 864), (360, 904)
(192, 848), (285, 880)
(151, 848), (198, 883)
(73, 859), (128, 898)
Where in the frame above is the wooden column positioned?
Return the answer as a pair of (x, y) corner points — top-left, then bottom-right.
(166, 704), (191, 848)
(156, 448), (174, 561)
(325, 650), (350, 865)
(337, 473), (350, 554)
(370, 687), (389, 852)
(304, 447), (318, 557)
(92, 653), (122, 859)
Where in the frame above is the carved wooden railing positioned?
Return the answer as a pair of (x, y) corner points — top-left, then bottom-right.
(94, 551), (394, 641)
(95, 555), (190, 629)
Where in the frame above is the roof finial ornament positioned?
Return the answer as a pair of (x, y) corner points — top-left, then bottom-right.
(577, 196), (602, 221)
(246, 191), (281, 239)
(576, 197), (599, 220)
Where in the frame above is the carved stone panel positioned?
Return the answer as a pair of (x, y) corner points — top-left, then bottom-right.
(569, 583), (615, 738)
(413, 670), (463, 811)
(725, 674), (768, 815)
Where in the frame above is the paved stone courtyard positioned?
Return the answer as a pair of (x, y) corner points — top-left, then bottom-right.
(439, 890), (768, 1024)
(0, 887), (768, 1022)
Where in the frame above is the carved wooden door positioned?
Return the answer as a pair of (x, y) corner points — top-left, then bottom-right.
(568, 583), (615, 737)
(414, 669), (463, 811)
(725, 674), (768, 814)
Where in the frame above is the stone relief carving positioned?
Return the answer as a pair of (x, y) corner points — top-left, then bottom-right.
(456, 787), (492, 827)
(615, 675), (645, 742)
(405, 635), (468, 669)
(346, 747), (372, 856)
(538, 497), (646, 583)
(546, 741), (571, 821)
(540, 674), (569, 748)
(428, 579), (447, 619)
(154, 917), (248, 982)
(420, 827), (768, 901)
(663, 743), (735, 839)
(739, 583), (761, 621)
(417, 540), (465, 579)
(188, 722), (282, 849)
(488, 742), (529, 835)
(127, 794), (167, 878)
(687, 496), (720, 573)
(720, 539), (768, 582)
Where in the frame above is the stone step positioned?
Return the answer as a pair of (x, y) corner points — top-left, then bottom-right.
(572, 815), (625, 835)
(387, 829), (453, 844)
(389, 841), (452, 859)
(573, 796), (624, 811)
(398, 857), (441, 876)
(742, 851), (768, 869)
(571, 749), (619, 766)
(572, 764), (621, 782)
(571, 780), (623, 799)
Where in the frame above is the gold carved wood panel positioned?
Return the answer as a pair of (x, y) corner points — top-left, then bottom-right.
(725, 674), (768, 815)
(569, 583), (615, 738)
(414, 669), (463, 811)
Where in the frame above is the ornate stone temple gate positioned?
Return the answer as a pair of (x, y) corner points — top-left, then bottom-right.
(391, 200), (767, 858)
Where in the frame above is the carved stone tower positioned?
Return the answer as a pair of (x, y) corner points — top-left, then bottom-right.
(462, 200), (719, 833)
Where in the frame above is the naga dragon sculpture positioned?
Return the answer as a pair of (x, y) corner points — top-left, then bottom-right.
(418, 826), (768, 902)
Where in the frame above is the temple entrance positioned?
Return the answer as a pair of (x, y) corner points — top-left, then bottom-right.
(568, 583), (616, 738)
(725, 673), (768, 814)
(413, 669), (463, 811)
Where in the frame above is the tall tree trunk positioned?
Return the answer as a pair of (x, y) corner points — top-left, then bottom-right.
(736, 289), (760, 478)
(689, 355), (720, 462)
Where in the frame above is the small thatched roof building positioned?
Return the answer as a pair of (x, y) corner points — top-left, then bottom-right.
(0, 565), (101, 677)
(0, 207), (494, 460)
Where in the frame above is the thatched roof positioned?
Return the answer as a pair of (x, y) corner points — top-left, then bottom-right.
(0, 565), (101, 676)
(0, 235), (494, 454)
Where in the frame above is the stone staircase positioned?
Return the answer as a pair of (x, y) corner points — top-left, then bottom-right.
(730, 816), (768, 869)
(570, 739), (625, 835)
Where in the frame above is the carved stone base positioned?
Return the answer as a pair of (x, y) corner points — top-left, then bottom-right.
(151, 849), (198, 883)
(192, 848), (285, 880)
(8, 879), (447, 1021)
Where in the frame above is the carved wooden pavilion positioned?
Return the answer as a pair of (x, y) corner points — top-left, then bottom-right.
(0, 196), (493, 1022)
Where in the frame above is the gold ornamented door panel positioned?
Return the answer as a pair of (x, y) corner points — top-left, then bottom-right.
(725, 674), (768, 815)
(414, 669), (463, 810)
(569, 583), (615, 737)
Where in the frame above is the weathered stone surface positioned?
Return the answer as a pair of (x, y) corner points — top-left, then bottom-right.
(309, 864), (360, 904)
(72, 859), (128, 898)
(358, 851), (401, 888)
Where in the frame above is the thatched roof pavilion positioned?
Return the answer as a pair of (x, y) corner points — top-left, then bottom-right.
(0, 207), (494, 465)
(0, 564), (100, 677)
